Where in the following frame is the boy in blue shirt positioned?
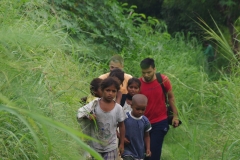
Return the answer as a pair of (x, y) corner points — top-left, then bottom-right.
(121, 94), (151, 160)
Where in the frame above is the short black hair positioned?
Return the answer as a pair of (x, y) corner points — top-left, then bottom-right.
(109, 68), (124, 84)
(140, 58), (155, 69)
(90, 78), (102, 96)
(127, 77), (141, 88)
(100, 77), (120, 91)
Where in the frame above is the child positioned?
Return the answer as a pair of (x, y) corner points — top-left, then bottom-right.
(77, 77), (126, 160)
(122, 94), (151, 160)
(122, 78), (141, 114)
(86, 78), (103, 103)
(80, 78), (102, 104)
(108, 68), (125, 106)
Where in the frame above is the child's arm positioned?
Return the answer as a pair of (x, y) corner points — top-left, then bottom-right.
(118, 121), (125, 155)
(117, 129), (130, 144)
(144, 132), (151, 157)
(77, 100), (97, 120)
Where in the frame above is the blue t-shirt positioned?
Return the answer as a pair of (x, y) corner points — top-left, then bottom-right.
(122, 111), (151, 159)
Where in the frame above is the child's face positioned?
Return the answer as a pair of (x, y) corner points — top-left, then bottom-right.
(127, 82), (140, 96)
(102, 85), (117, 102)
(131, 103), (146, 118)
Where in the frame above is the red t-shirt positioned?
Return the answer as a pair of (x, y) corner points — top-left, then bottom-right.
(139, 74), (172, 124)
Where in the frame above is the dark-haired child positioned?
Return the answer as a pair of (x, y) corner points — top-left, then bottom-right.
(109, 68), (125, 106)
(122, 94), (151, 160)
(80, 78), (102, 104)
(77, 77), (126, 159)
(86, 78), (103, 103)
(122, 77), (141, 114)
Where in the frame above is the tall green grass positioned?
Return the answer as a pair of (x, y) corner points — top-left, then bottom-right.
(0, 1), (105, 159)
(1, 0), (240, 160)
(196, 16), (240, 75)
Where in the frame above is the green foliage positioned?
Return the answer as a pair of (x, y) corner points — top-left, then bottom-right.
(45, 0), (137, 51)
(196, 16), (239, 71)
(0, 1), (105, 159)
(118, 0), (164, 18)
(1, 0), (240, 159)
(162, 0), (240, 35)
(162, 0), (221, 35)
(23, 0), (165, 52)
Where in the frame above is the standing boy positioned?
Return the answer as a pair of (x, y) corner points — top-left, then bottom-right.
(121, 94), (151, 160)
(139, 58), (179, 160)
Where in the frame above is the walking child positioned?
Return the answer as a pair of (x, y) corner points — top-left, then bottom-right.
(121, 94), (151, 160)
(86, 78), (103, 103)
(80, 78), (103, 104)
(77, 77), (126, 160)
(109, 68), (125, 105)
(122, 78), (141, 114)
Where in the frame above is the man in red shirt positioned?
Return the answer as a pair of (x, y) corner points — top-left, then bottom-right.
(139, 58), (179, 160)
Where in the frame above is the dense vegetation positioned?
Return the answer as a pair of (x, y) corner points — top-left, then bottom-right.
(0, 0), (240, 159)
(119, 0), (240, 55)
